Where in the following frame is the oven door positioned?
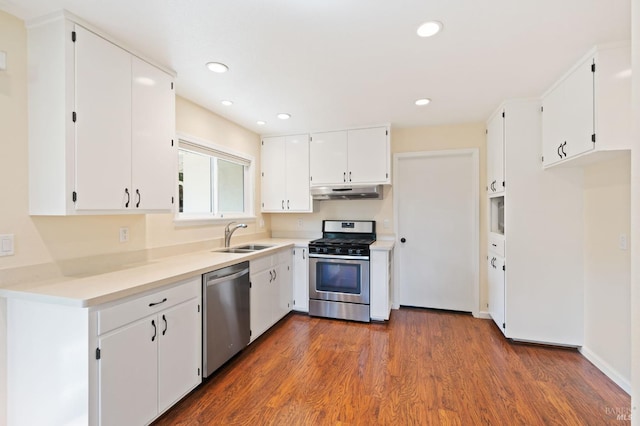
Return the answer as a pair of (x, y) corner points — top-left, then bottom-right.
(309, 254), (370, 304)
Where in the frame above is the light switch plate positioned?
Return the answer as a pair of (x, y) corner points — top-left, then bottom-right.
(0, 234), (15, 256)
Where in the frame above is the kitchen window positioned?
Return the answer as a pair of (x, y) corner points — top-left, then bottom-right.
(176, 136), (255, 223)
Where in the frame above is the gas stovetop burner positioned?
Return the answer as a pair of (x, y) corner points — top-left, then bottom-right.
(308, 220), (376, 257)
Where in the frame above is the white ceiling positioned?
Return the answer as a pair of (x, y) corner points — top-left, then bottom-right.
(1, 0), (631, 135)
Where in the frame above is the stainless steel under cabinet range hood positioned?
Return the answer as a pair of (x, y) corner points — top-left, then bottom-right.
(311, 185), (383, 200)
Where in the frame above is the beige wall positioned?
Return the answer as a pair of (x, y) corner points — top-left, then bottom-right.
(270, 123), (488, 310)
(631, 0), (639, 420)
(583, 154), (631, 390)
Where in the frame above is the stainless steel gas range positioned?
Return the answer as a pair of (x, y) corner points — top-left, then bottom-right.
(308, 220), (376, 322)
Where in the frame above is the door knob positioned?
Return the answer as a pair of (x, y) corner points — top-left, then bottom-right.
(400, 238), (406, 243)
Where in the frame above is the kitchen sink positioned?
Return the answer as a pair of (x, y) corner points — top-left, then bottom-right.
(214, 244), (274, 254)
(235, 244), (273, 251)
(215, 248), (254, 254)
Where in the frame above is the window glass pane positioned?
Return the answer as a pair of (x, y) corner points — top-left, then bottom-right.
(217, 159), (245, 213)
(179, 150), (212, 214)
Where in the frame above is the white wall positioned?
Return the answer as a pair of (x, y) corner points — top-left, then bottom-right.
(582, 154), (631, 392)
(630, 0), (640, 422)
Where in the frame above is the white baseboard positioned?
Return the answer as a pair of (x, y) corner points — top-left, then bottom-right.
(579, 346), (631, 395)
(474, 310), (492, 319)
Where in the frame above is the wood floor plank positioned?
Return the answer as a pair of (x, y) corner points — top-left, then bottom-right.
(153, 308), (630, 425)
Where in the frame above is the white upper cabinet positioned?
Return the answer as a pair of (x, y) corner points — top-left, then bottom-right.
(308, 131), (348, 185)
(27, 13), (176, 215)
(261, 134), (311, 212)
(542, 43), (631, 168)
(131, 58), (176, 211)
(309, 126), (390, 186)
(486, 108), (505, 195)
(74, 25), (132, 210)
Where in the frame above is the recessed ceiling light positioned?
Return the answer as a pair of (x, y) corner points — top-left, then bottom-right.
(206, 62), (229, 73)
(415, 98), (431, 106)
(277, 113), (291, 120)
(221, 100), (233, 106)
(417, 21), (443, 37)
(257, 120), (266, 126)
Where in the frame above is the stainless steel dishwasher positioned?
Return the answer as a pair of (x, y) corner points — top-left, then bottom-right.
(202, 261), (250, 378)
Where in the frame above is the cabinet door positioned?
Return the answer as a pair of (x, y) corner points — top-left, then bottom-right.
(98, 317), (158, 426)
(261, 136), (287, 211)
(292, 247), (309, 312)
(74, 25), (132, 210)
(285, 134), (311, 211)
(158, 298), (202, 413)
(487, 256), (506, 335)
(486, 111), (504, 194)
(131, 57), (176, 211)
(309, 131), (348, 185)
(370, 250), (391, 321)
(542, 56), (594, 166)
(347, 127), (389, 184)
(275, 257), (293, 321)
(250, 268), (274, 341)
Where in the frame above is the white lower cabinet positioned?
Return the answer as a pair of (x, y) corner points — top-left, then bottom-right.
(6, 277), (201, 426)
(250, 249), (293, 342)
(97, 278), (201, 425)
(370, 246), (394, 321)
(292, 245), (309, 312)
(487, 252), (505, 335)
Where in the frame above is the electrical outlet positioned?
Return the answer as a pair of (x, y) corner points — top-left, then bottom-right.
(619, 233), (628, 250)
(297, 219), (304, 229)
(119, 227), (129, 243)
(0, 234), (15, 256)
(259, 219), (265, 228)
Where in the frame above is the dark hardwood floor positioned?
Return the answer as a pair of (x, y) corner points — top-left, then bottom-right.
(153, 309), (630, 425)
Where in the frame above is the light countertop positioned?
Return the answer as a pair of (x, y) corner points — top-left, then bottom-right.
(0, 238), (309, 308)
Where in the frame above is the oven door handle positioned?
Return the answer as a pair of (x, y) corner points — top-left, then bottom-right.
(309, 253), (370, 261)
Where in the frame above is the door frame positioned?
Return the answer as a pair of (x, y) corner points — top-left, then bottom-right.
(393, 149), (480, 317)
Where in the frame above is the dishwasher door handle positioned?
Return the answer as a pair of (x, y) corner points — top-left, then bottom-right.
(205, 269), (249, 287)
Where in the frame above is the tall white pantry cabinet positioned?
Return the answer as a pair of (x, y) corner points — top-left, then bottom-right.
(486, 99), (584, 346)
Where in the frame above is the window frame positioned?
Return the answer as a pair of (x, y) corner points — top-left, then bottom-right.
(174, 132), (256, 226)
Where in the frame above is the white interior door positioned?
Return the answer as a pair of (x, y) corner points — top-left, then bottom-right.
(395, 150), (478, 313)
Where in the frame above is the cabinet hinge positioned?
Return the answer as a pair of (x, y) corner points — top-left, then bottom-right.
(95, 348), (101, 360)
(541, 156), (544, 163)
(71, 31), (76, 42)
(197, 367), (200, 376)
(261, 140), (264, 146)
(591, 63), (596, 73)
(171, 139), (174, 147)
(485, 129), (488, 135)
(502, 181), (505, 188)
(171, 82), (174, 90)
(310, 136), (313, 142)
(249, 281), (252, 288)
(72, 191), (77, 202)
(385, 130), (388, 136)
(310, 176), (313, 182)
(386, 173), (388, 178)
(197, 304), (200, 313)
(171, 196), (174, 204)
(591, 133), (596, 143)
(541, 106), (544, 112)
(502, 322), (506, 329)
(261, 172), (264, 177)
(249, 329), (252, 337)
(502, 264), (505, 271)
(72, 111), (77, 122)
(502, 111), (505, 118)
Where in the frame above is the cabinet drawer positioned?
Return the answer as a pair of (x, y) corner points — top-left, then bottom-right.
(250, 254), (275, 276)
(488, 233), (505, 257)
(98, 277), (200, 335)
(275, 248), (292, 265)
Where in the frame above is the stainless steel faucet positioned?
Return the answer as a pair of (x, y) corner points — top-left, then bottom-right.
(224, 222), (247, 247)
